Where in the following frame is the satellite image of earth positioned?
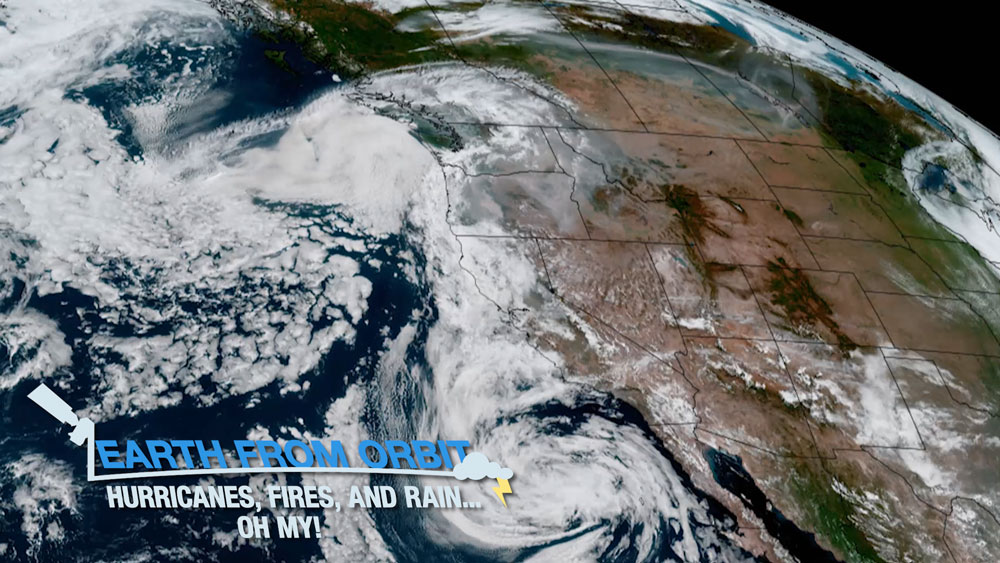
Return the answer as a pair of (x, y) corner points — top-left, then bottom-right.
(3, 0), (1000, 561)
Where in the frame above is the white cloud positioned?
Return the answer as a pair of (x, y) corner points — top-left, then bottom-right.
(453, 452), (514, 481)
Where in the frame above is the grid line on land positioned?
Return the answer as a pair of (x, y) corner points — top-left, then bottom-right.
(735, 263), (826, 459)
(420, 0), (586, 128)
(541, 128), (593, 239)
(535, 0), (650, 133)
(606, 0), (770, 142)
(458, 232), (1000, 298)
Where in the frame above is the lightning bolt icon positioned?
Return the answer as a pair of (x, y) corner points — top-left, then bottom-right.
(492, 477), (512, 507)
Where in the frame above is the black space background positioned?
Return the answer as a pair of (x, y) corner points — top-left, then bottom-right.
(760, 1), (997, 134)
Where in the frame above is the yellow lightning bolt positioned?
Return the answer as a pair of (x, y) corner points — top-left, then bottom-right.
(492, 477), (512, 508)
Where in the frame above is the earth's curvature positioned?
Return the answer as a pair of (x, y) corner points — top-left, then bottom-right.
(2, 0), (1000, 561)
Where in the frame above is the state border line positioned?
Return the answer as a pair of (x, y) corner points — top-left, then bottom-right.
(455, 232), (1000, 299)
(602, 0), (771, 143)
(535, 0), (650, 133)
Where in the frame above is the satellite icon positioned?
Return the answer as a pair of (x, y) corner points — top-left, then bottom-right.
(28, 383), (94, 446)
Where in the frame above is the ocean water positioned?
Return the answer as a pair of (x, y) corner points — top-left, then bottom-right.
(0, 7), (410, 559)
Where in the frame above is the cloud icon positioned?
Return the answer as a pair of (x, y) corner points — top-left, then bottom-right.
(452, 452), (513, 481)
